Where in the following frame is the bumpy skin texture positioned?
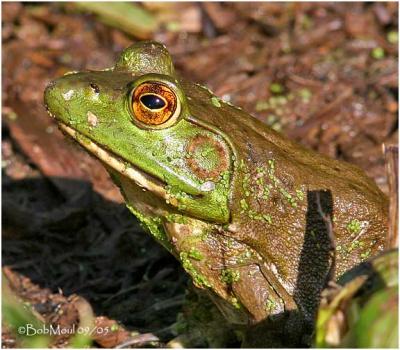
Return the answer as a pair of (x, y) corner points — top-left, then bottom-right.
(44, 41), (388, 346)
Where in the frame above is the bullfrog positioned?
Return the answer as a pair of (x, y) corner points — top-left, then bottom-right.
(44, 41), (388, 346)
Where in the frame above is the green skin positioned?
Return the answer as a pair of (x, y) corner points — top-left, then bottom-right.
(44, 42), (388, 345)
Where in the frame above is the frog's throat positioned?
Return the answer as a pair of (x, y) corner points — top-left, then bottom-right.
(58, 122), (178, 207)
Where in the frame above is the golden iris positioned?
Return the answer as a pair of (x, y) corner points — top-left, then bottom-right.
(132, 82), (178, 126)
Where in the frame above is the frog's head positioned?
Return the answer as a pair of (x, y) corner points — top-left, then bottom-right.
(44, 42), (233, 226)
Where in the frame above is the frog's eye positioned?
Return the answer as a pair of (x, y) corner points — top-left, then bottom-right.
(131, 82), (180, 127)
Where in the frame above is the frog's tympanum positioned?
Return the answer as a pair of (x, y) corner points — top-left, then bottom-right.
(44, 42), (388, 346)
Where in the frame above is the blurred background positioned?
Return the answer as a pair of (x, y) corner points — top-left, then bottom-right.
(2, 2), (398, 348)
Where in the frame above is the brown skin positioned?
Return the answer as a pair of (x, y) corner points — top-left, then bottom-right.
(167, 81), (388, 345)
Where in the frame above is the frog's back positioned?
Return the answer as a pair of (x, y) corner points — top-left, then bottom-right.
(184, 80), (388, 321)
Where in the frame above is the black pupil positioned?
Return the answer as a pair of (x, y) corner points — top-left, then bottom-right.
(140, 94), (166, 110)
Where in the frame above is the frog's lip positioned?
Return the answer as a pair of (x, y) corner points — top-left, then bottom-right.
(57, 122), (179, 206)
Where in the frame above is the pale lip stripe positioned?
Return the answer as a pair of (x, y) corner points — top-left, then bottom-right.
(58, 122), (178, 206)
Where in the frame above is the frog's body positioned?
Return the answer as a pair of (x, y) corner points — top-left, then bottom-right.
(44, 42), (388, 346)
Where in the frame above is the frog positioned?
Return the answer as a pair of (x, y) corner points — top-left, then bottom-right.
(44, 41), (388, 347)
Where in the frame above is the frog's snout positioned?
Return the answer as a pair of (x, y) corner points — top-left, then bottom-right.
(44, 80), (56, 102)
(44, 75), (82, 123)
(44, 80), (59, 118)
(45, 80), (56, 91)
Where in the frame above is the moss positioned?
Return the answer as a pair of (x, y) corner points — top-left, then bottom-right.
(242, 173), (251, 196)
(165, 184), (190, 211)
(268, 159), (276, 170)
(299, 88), (312, 103)
(263, 185), (272, 200)
(266, 159), (279, 187)
(140, 216), (163, 240)
(255, 100), (270, 111)
(193, 142), (222, 172)
(188, 247), (204, 261)
(266, 159), (298, 206)
(239, 157), (298, 223)
(180, 252), (211, 288)
(371, 47), (385, 59)
(238, 159), (246, 171)
(266, 115), (278, 126)
(245, 210), (272, 224)
(387, 31), (398, 44)
(256, 166), (265, 175)
(219, 170), (231, 190)
(276, 96), (288, 105)
(221, 269), (240, 284)
(271, 122), (282, 132)
(230, 297), (241, 309)
(360, 249), (372, 259)
(236, 249), (253, 264)
(279, 188), (297, 207)
(226, 237), (236, 249)
(179, 226), (212, 247)
(198, 84), (214, 96)
(240, 199), (249, 212)
(270, 83), (284, 94)
(265, 298), (277, 313)
(347, 219), (362, 235)
(347, 240), (364, 253)
(255, 169), (272, 200)
(262, 214), (272, 224)
(126, 205), (172, 251)
(211, 96), (221, 107)
(165, 213), (188, 224)
(248, 210), (261, 220)
(301, 14), (313, 29)
(296, 189), (304, 201)
(239, 160), (251, 197)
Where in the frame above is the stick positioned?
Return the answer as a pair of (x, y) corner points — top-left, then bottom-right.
(383, 143), (398, 249)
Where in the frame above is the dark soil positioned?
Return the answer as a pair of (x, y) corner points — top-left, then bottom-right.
(2, 2), (398, 348)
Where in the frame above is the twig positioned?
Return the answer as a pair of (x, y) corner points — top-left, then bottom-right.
(289, 74), (324, 88)
(115, 333), (160, 348)
(383, 143), (398, 248)
(289, 87), (353, 139)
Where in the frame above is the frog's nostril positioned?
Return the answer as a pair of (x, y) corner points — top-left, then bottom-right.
(90, 83), (100, 94)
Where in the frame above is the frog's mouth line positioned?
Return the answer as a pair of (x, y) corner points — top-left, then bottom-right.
(57, 122), (179, 207)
